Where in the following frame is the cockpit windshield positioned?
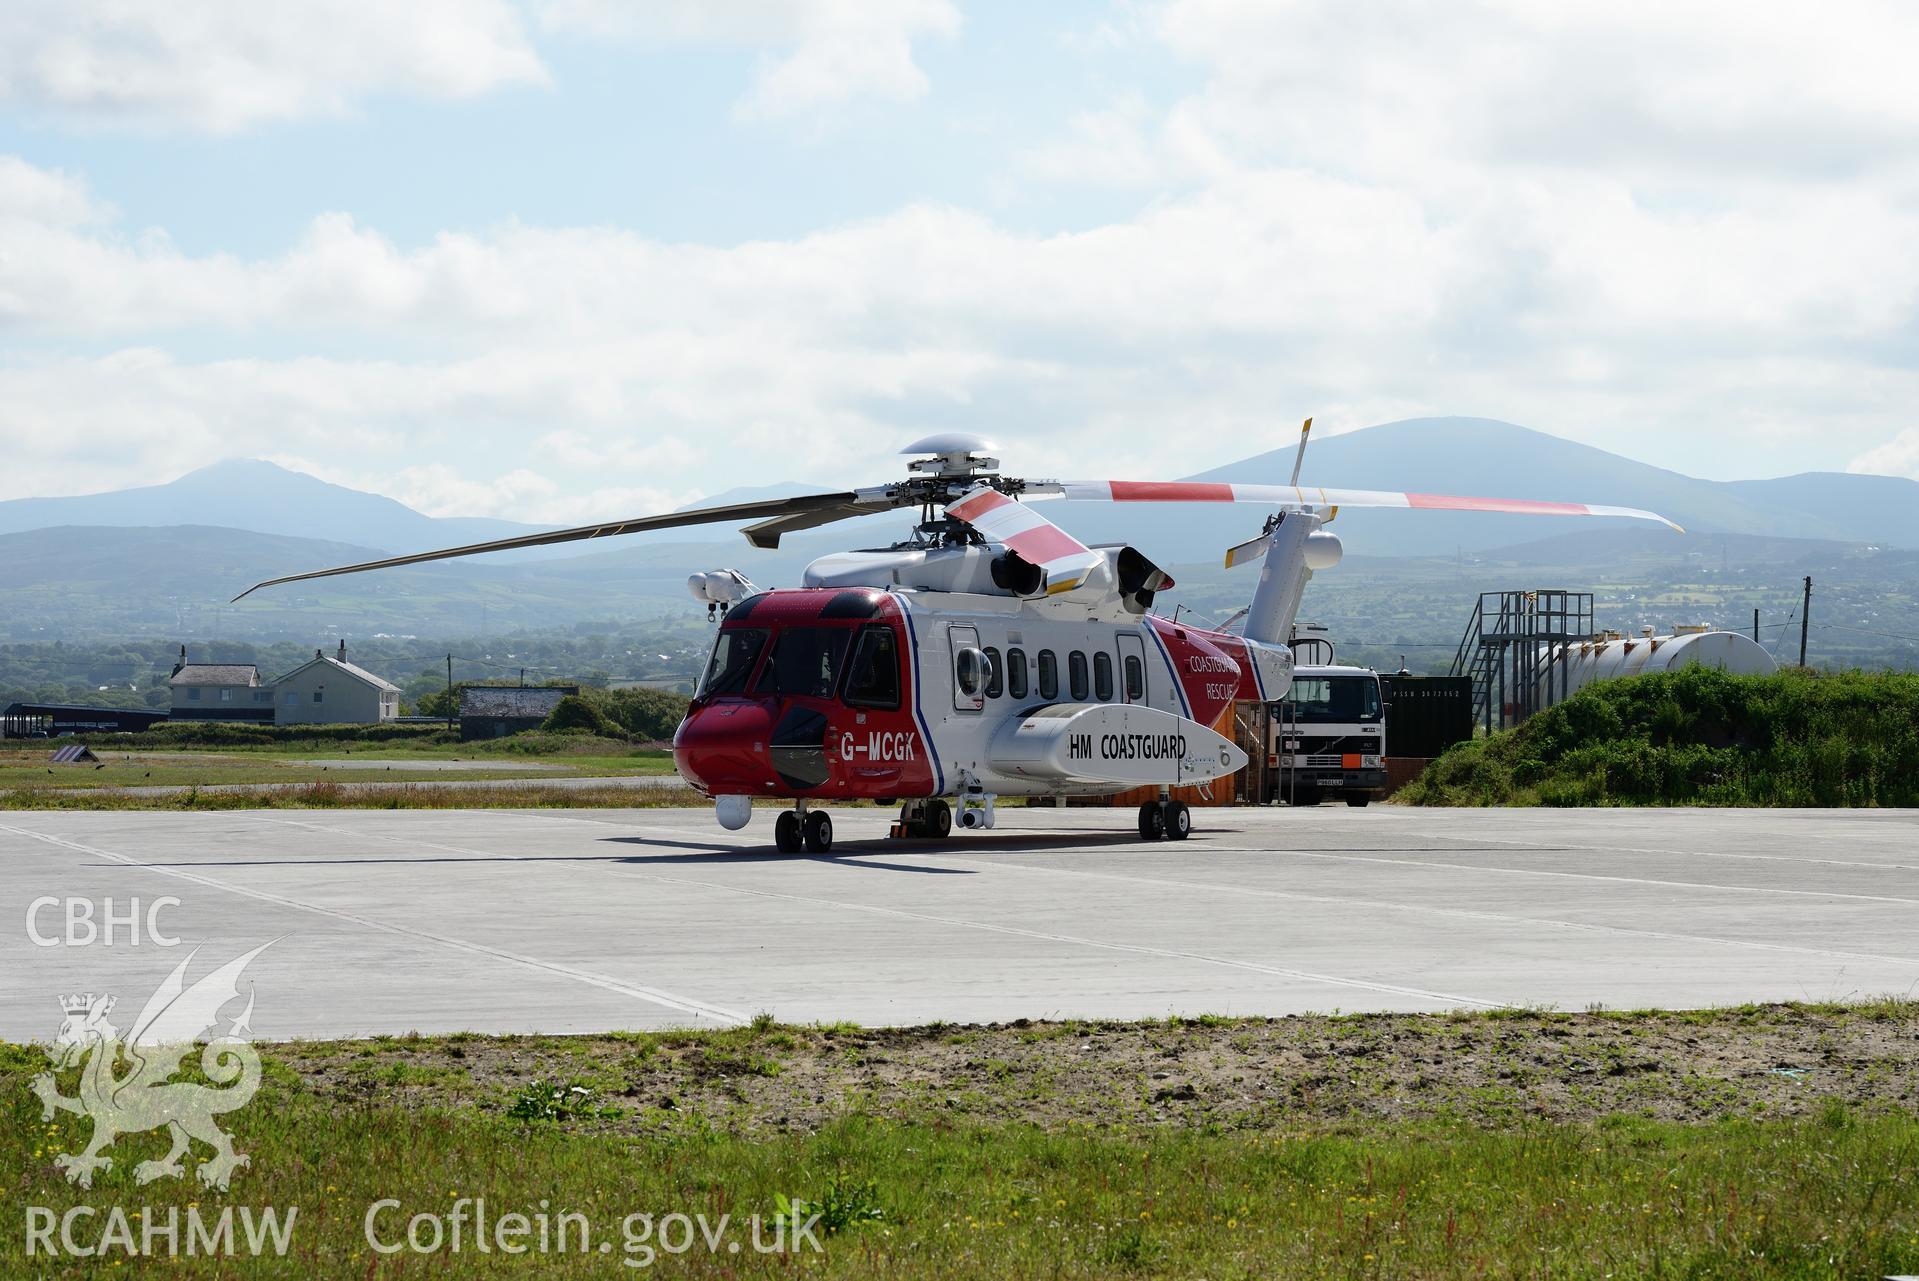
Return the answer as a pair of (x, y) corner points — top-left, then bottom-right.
(698, 628), (768, 698)
(753, 627), (851, 699)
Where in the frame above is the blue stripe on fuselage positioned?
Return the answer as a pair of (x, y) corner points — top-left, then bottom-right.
(895, 595), (946, 795)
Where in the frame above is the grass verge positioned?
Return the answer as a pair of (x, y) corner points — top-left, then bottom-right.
(0, 781), (709, 810)
(4, 1006), (1916, 1277)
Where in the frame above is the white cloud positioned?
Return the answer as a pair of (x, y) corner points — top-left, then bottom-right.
(8, 0), (1919, 521)
(0, 0), (548, 132)
(1850, 432), (1919, 481)
(537, 0), (959, 119)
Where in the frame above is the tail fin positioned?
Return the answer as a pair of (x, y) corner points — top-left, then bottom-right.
(1242, 511), (1323, 645)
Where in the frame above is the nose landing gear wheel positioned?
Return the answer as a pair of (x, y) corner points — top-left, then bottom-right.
(1137, 803), (1165, 840)
(803, 810), (833, 853)
(774, 811), (804, 853)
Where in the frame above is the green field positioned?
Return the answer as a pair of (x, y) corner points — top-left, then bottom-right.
(5, 1005), (1916, 1277)
(0, 735), (681, 809)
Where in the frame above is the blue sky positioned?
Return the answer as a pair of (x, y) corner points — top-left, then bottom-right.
(3, 1), (1917, 521)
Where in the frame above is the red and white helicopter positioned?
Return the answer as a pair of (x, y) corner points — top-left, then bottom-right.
(237, 425), (1680, 852)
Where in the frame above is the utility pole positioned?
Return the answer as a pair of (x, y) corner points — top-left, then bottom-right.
(445, 655), (455, 731)
(1752, 608), (1759, 643)
(1799, 577), (1812, 667)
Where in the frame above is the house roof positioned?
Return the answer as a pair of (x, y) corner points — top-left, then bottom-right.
(459, 686), (577, 717)
(169, 664), (260, 687)
(273, 655), (403, 694)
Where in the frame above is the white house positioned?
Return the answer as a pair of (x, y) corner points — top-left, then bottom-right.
(270, 641), (402, 726)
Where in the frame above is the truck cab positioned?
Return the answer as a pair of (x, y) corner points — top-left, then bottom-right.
(1271, 663), (1386, 806)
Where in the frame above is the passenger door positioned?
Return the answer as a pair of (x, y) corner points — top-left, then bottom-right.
(949, 625), (986, 712)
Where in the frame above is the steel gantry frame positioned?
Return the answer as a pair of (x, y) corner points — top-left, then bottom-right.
(1449, 590), (1596, 733)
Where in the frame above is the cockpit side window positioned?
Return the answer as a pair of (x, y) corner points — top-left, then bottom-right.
(755, 626), (852, 699)
(699, 628), (768, 698)
(842, 625), (901, 709)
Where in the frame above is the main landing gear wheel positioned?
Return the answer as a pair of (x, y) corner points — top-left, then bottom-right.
(774, 811), (804, 853)
(1138, 800), (1191, 841)
(803, 810), (833, 853)
(903, 798), (953, 840)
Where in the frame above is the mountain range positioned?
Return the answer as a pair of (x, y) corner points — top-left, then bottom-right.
(2, 417), (1915, 643)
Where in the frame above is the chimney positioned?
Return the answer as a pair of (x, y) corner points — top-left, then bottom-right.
(337, 639), (347, 663)
(172, 644), (186, 677)
(316, 648), (323, 660)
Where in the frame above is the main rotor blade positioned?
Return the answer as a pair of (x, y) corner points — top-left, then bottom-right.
(740, 497), (903, 549)
(1042, 480), (1684, 532)
(947, 484), (1104, 595)
(230, 491), (867, 601)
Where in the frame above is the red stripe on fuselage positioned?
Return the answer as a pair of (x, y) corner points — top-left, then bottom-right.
(1406, 493), (1589, 516)
(1108, 481), (1237, 502)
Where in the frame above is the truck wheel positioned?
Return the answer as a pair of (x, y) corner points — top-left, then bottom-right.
(1137, 803), (1165, 840)
(774, 811), (804, 853)
(803, 810), (833, 853)
(1165, 800), (1191, 841)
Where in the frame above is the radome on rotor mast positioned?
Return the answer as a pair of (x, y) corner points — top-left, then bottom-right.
(235, 422), (1682, 852)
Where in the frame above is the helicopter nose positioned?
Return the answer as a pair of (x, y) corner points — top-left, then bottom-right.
(673, 701), (777, 796)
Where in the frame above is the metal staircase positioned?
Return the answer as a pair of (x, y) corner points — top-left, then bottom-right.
(1449, 590), (1595, 733)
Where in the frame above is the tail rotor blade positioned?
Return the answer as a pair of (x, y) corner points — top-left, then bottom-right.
(1223, 533), (1269, 569)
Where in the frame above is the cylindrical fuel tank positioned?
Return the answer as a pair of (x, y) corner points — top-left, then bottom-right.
(1535, 629), (1776, 703)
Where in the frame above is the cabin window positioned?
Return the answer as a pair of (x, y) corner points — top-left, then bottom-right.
(1094, 652), (1114, 701)
(983, 647), (1004, 698)
(699, 628), (768, 698)
(842, 626), (900, 710)
(187, 688), (201, 701)
(755, 627), (851, 699)
(1124, 654), (1145, 701)
(220, 688), (233, 702)
(1007, 648), (1029, 699)
(1037, 650), (1059, 700)
(313, 691), (324, 704)
(1068, 651), (1089, 701)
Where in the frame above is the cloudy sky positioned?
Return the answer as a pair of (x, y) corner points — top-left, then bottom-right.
(3, 0), (1916, 521)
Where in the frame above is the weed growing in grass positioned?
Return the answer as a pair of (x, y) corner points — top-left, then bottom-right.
(777, 1178), (888, 1236)
(506, 1079), (616, 1122)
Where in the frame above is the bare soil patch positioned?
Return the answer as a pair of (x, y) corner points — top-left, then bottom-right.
(270, 1002), (1919, 1135)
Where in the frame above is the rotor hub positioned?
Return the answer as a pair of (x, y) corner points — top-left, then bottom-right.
(901, 432), (1001, 478)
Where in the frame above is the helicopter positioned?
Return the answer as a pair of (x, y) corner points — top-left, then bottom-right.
(236, 422), (1680, 852)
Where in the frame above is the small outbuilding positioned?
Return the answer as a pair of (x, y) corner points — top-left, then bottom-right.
(273, 641), (403, 726)
(458, 686), (578, 741)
